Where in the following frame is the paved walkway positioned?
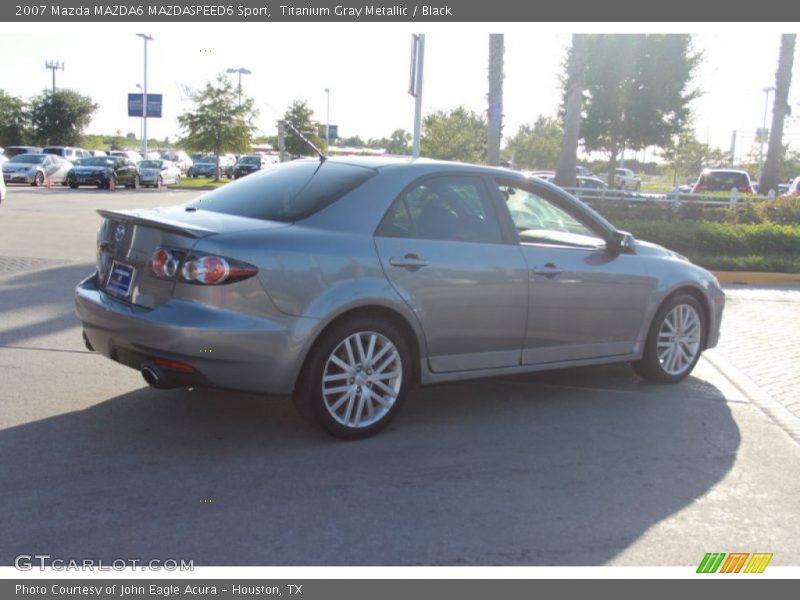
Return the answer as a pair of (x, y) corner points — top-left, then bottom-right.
(709, 284), (800, 422)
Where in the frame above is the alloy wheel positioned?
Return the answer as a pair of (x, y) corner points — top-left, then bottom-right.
(321, 331), (402, 429)
(657, 304), (701, 376)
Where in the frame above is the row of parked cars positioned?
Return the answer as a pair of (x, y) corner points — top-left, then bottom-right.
(1, 145), (278, 190)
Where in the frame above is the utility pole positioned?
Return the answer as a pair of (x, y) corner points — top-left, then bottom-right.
(45, 61), (64, 93)
(136, 33), (154, 158)
(226, 67), (251, 107)
(729, 130), (737, 166)
(409, 34), (425, 158)
(324, 88), (330, 153)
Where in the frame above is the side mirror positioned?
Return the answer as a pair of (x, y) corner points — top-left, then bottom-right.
(608, 230), (635, 255)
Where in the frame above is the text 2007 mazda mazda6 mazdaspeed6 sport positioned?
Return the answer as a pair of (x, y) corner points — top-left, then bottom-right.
(75, 157), (725, 439)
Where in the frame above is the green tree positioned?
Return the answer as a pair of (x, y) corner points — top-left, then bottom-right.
(178, 74), (258, 181)
(367, 129), (412, 154)
(487, 33), (504, 166)
(503, 117), (564, 170)
(660, 133), (729, 184)
(760, 34), (796, 195)
(29, 89), (98, 146)
(0, 90), (30, 147)
(281, 100), (324, 157)
(338, 135), (366, 147)
(421, 107), (487, 163)
(580, 34), (701, 183)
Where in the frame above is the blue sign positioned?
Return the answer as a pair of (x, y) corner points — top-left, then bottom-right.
(127, 93), (163, 118)
(318, 124), (338, 140)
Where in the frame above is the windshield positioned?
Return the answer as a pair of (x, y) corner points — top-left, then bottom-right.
(187, 160), (376, 222)
(10, 155), (46, 164)
(240, 156), (261, 165)
(77, 157), (115, 167)
(197, 157), (216, 164)
(139, 160), (163, 169)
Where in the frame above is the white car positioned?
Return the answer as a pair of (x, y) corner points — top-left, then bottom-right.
(160, 150), (193, 174)
(613, 168), (641, 191)
(138, 159), (182, 188)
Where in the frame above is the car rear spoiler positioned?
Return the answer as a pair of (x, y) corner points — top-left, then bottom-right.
(97, 208), (218, 239)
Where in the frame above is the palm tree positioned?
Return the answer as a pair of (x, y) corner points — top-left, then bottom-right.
(487, 34), (504, 166)
(555, 34), (588, 188)
(760, 34), (796, 196)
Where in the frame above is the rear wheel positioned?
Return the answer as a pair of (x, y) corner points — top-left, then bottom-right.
(128, 174), (139, 189)
(69, 182), (79, 189)
(633, 294), (705, 383)
(293, 317), (412, 440)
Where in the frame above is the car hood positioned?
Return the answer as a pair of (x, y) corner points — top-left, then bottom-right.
(635, 239), (689, 261)
(72, 165), (112, 172)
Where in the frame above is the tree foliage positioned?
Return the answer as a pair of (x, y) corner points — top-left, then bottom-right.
(580, 34), (701, 182)
(421, 107), (487, 163)
(29, 89), (98, 146)
(178, 74), (258, 171)
(281, 100), (325, 157)
(503, 117), (563, 170)
(367, 129), (412, 154)
(0, 90), (30, 147)
(660, 133), (729, 184)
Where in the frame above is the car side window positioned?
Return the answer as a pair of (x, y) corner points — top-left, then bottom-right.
(377, 175), (504, 244)
(496, 181), (606, 249)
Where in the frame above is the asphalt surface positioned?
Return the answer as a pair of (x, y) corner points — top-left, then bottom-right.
(1, 186), (799, 566)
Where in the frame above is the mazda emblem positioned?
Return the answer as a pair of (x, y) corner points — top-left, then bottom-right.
(114, 223), (126, 242)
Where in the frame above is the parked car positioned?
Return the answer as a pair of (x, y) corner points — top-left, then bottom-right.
(691, 169), (753, 194)
(576, 165), (596, 178)
(138, 159), (182, 188)
(43, 146), (91, 161)
(160, 150), (193, 174)
(233, 154), (274, 179)
(2, 153), (72, 186)
(187, 156), (219, 178)
(109, 150), (144, 164)
(75, 157), (725, 439)
(612, 168), (641, 191)
(781, 176), (800, 197)
(90, 150), (108, 157)
(3, 146), (43, 158)
(66, 156), (140, 189)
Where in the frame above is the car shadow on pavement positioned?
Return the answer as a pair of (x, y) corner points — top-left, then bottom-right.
(0, 362), (739, 566)
(0, 262), (94, 348)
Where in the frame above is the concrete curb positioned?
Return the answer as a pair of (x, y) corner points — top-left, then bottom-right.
(712, 271), (800, 285)
(704, 351), (800, 446)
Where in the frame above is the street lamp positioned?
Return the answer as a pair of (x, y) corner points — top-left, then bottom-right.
(135, 83), (144, 146)
(324, 88), (330, 152)
(45, 60), (64, 94)
(226, 67), (252, 107)
(136, 33), (154, 158)
(759, 86), (775, 173)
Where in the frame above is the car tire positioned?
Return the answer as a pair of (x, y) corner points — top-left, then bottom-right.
(633, 293), (706, 383)
(33, 171), (44, 187)
(293, 317), (412, 440)
(155, 176), (163, 189)
(128, 175), (139, 190)
(69, 183), (78, 189)
(175, 175), (181, 186)
(106, 175), (116, 190)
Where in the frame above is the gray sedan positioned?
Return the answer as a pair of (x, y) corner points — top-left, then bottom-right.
(2, 153), (72, 186)
(138, 159), (182, 188)
(75, 158), (725, 439)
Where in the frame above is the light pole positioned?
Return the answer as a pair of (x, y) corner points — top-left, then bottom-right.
(324, 88), (330, 152)
(226, 67), (251, 107)
(759, 86), (775, 173)
(136, 33), (154, 158)
(135, 83), (144, 146)
(45, 60), (64, 93)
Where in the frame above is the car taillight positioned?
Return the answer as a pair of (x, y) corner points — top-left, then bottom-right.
(180, 254), (257, 285)
(150, 248), (181, 279)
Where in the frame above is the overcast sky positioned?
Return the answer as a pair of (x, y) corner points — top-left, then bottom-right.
(1, 22), (799, 160)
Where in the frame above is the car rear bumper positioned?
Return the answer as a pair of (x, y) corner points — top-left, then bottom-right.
(74, 273), (314, 395)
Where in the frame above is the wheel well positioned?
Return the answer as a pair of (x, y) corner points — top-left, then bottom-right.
(662, 286), (713, 349)
(301, 305), (422, 387)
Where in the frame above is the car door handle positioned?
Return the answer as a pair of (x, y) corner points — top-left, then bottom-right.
(532, 264), (563, 278)
(389, 254), (429, 269)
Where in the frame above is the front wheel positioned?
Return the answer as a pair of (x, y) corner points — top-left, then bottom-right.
(633, 294), (705, 383)
(33, 172), (44, 187)
(293, 317), (412, 440)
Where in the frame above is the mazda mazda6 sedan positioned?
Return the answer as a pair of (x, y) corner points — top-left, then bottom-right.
(75, 157), (725, 439)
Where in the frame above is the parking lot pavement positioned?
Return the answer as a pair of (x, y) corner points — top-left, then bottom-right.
(709, 285), (800, 424)
(1, 188), (800, 566)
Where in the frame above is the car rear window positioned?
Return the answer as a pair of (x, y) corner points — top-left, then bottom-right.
(696, 171), (750, 191)
(188, 159), (376, 222)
